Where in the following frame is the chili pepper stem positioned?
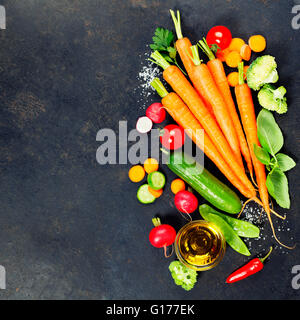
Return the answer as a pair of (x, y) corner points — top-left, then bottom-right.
(259, 246), (273, 264)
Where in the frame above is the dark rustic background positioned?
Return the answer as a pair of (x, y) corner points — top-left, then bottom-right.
(0, 0), (299, 300)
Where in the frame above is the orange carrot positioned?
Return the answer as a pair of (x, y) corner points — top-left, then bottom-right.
(199, 39), (253, 178)
(225, 51), (242, 68)
(169, 9), (215, 119)
(248, 35), (266, 52)
(150, 78), (255, 199)
(216, 48), (231, 62)
(187, 45), (244, 169)
(128, 165), (145, 183)
(235, 62), (269, 214)
(240, 44), (251, 61)
(150, 52), (256, 197)
(227, 72), (239, 87)
(229, 38), (245, 52)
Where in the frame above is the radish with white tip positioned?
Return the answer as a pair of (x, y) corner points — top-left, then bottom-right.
(136, 116), (153, 134)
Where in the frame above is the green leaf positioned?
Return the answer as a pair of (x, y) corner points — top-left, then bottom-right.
(150, 28), (175, 52)
(257, 109), (284, 156)
(253, 143), (271, 165)
(275, 153), (296, 172)
(266, 169), (290, 209)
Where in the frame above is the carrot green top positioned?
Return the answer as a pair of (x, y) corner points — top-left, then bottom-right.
(189, 45), (203, 66)
(151, 78), (169, 98)
(198, 38), (216, 61)
(238, 61), (245, 85)
(170, 9), (183, 40)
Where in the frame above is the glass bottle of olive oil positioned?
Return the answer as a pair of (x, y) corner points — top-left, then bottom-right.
(175, 220), (226, 271)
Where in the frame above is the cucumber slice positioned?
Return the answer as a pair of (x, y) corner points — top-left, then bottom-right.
(137, 184), (156, 204)
(147, 171), (166, 190)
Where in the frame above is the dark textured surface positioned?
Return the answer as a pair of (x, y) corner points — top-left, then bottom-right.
(0, 0), (299, 300)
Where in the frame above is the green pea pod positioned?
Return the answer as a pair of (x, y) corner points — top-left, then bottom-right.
(200, 211), (251, 256)
(199, 204), (260, 238)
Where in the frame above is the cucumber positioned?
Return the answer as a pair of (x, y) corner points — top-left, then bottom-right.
(137, 184), (156, 204)
(166, 151), (242, 214)
(147, 171), (166, 190)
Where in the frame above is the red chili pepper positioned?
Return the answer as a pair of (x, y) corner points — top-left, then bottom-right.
(226, 247), (273, 284)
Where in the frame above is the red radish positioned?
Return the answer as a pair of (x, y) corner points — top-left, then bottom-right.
(149, 217), (176, 258)
(146, 102), (166, 124)
(160, 124), (185, 150)
(136, 116), (153, 133)
(174, 190), (198, 214)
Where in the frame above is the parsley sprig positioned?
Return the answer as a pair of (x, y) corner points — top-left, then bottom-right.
(150, 27), (186, 75)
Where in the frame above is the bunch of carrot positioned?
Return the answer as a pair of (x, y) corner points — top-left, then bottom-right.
(149, 10), (292, 247)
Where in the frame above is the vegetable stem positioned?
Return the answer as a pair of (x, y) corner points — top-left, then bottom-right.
(152, 217), (162, 227)
(190, 45), (202, 66)
(151, 78), (169, 98)
(150, 51), (171, 70)
(198, 38), (215, 61)
(238, 61), (245, 85)
(170, 9), (183, 40)
(259, 246), (273, 263)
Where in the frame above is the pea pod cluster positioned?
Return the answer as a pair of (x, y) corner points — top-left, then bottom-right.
(199, 204), (260, 256)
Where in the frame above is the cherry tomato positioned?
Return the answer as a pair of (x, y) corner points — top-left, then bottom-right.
(206, 26), (232, 50)
(160, 124), (185, 150)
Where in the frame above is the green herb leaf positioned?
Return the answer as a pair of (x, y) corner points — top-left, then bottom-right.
(150, 28), (175, 52)
(274, 153), (296, 172)
(253, 143), (271, 165)
(266, 169), (290, 209)
(257, 109), (284, 156)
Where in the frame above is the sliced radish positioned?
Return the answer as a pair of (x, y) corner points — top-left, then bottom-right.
(146, 103), (166, 124)
(136, 116), (153, 134)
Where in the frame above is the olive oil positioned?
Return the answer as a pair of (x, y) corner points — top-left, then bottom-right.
(175, 220), (226, 271)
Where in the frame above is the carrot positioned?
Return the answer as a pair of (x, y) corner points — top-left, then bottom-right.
(243, 65), (249, 78)
(148, 186), (163, 198)
(169, 9), (215, 119)
(235, 62), (269, 215)
(150, 52), (256, 197)
(248, 35), (266, 52)
(240, 44), (251, 61)
(227, 72), (239, 87)
(144, 158), (159, 173)
(225, 50), (242, 68)
(187, 45), (244, 169)
(171, 178), (185, 194)
(129, 165), (145, 182)
(229, 38), (245, 52)
(199, 39), (253, 178)
(151, 78), (255, 199)
(216, 47), (231, 62)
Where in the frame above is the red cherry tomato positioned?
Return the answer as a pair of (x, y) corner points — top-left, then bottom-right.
(160, 124), (185, 150)
(149, 224), (176, 248)
(174, 190), (198, 214)
(146, 102), (166, 124)
(206, 26), (232, 50)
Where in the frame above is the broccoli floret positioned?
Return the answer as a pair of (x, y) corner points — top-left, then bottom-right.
(169, 261), (197, 291)
(246, 55), (279, 91)
(258, 84), (288, 114)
